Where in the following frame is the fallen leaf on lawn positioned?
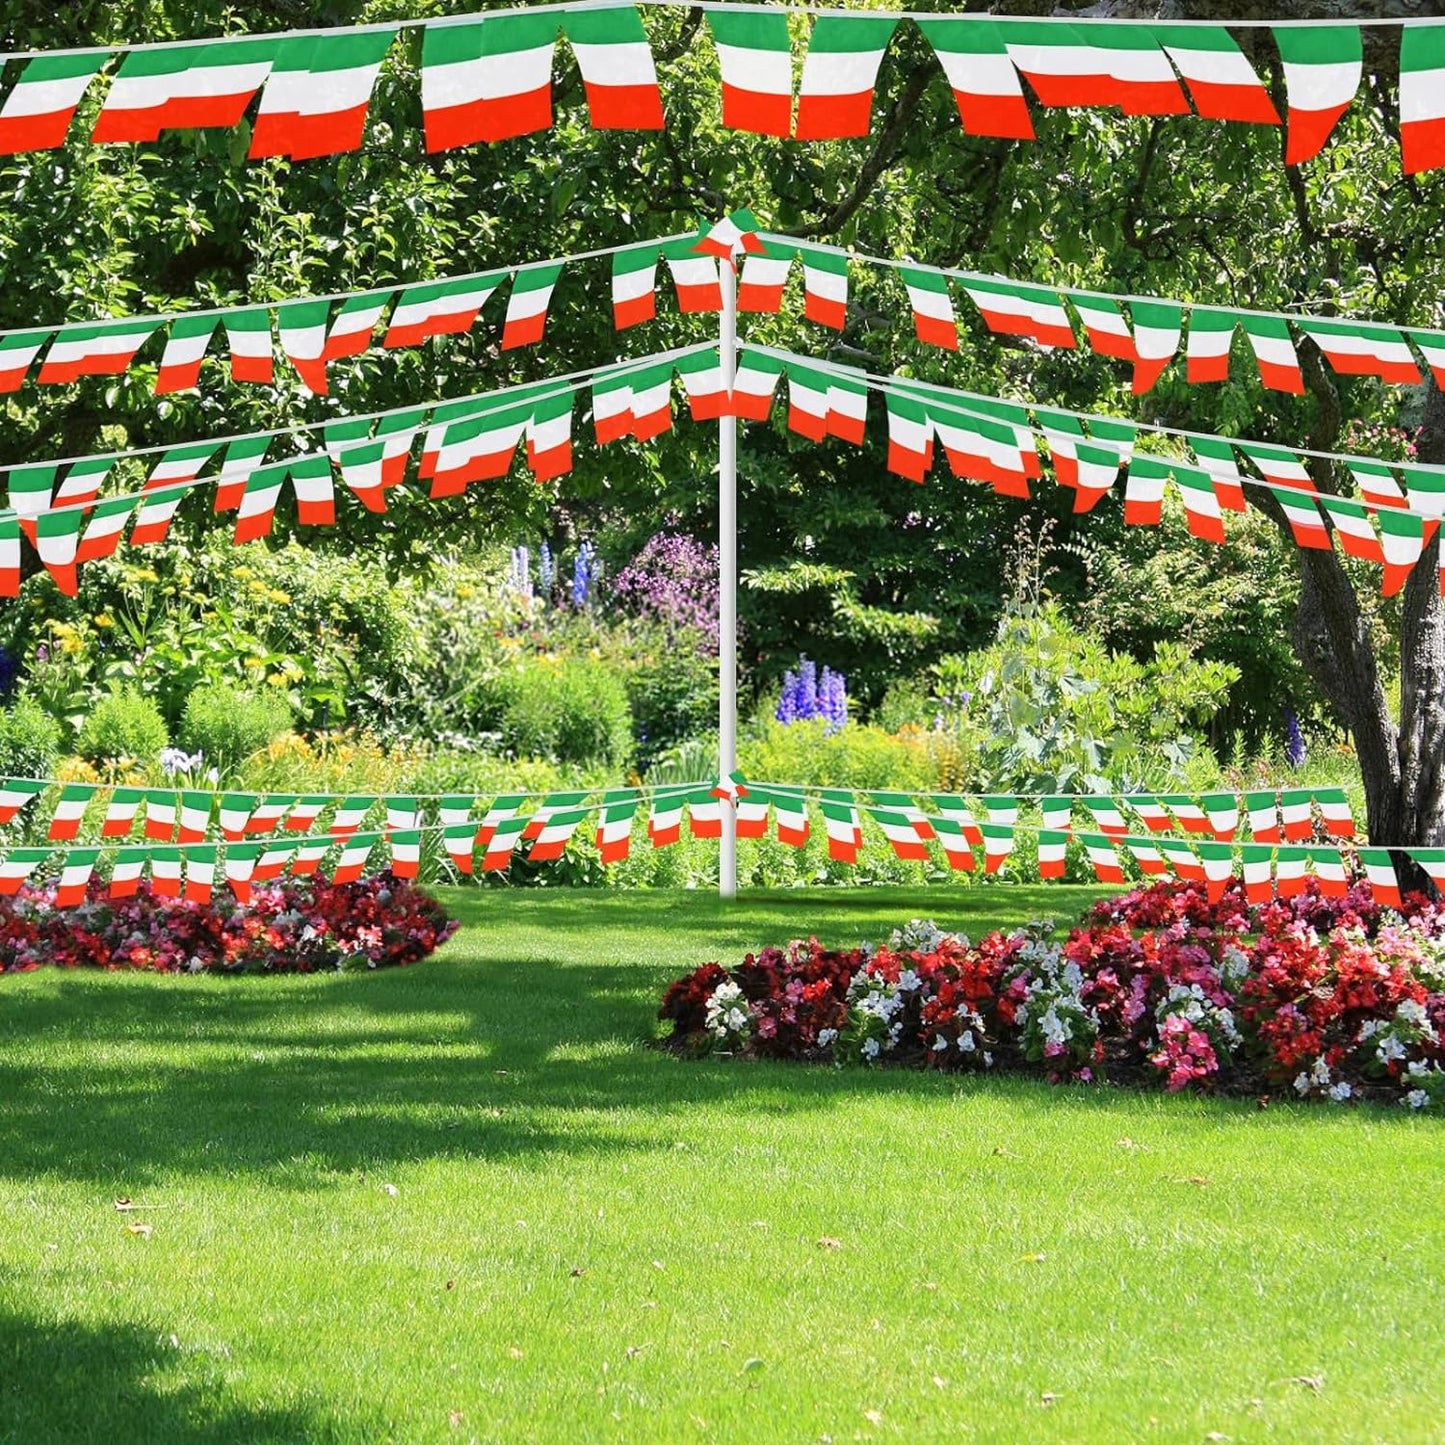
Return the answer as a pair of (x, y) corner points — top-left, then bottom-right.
(626, 1345), (647, 1359)
(125, 1222), (152, 1239)
(382, 1183), (399, 1197)
(1174, 1176), (1210, 1187)
(640, 1301), (657, 1310)
(920, 1281), (938, 1291)
(570, 1267), (587, 1278)
(114, 1200), (168, 1211)
(1020, 1251), (1047, 1263)
(1040, 1392), (1059, 1406)
(651, 1259), (665, 1270)
(1117, 1137), (1147, 1152)
(1205, 1433), (1230, 1442)
(508, 1347), (523, 1360)
(445, 1280), (456, 1291)
(816, 1236), (843, 1250)
(1257, 1095), (1271, 1110)
(932, 1375), (947, 1389)
(863, 1409), (883, 1426)
(741, 1358), (764, 1373)
(991, 1146), (1020, 1159)
(1289, 1375), (1324, 1393)
(448, 1410), (464, 1429)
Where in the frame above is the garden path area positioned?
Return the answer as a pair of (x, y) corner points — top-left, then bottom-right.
(1, 885), (1439, 1443)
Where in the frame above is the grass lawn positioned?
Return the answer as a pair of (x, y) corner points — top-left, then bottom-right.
(0, 884), (1440, 1444)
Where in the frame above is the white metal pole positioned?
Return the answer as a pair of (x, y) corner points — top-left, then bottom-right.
(718, 255), (738, 901)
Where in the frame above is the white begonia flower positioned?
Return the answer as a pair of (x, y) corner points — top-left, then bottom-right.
(1294, 1071), (1313, 1097)
(1405, 1089), (1430, 1109)
(1379, 1035), (1408, 1063)
(932, 1035), (949, 1052)
(1328, 1081), (1353, 1103)
(957, 1032), (976, 1053)
(983, 1051), (994, 1067)
(897, 969), (922, 993)
(1407, 1059), (1430, 1078)
(817, 1028), (838, 1049)
(1397, 998), (1428, 1027)
(862, 1038), (880, 1061)
(1311, 1057), (1332, 1085)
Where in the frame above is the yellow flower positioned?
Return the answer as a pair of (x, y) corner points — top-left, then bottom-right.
(59, 636), (84, 655)
(93, 614), (114, 628)
(243, 656), (266, 670)
(265, 673), (287, 688)
(268, 589), (292, 605)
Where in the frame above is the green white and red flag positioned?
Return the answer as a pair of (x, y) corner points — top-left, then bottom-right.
(1126, 300), (1182, 393)
(74, 497), (136, 566)
(1274, 26), (1362, 165)
(930, 817), (975, 872)
(914, 18), (1034, 140)
(1189, 436), (1247, 512)
(421, 11), (558, 151)
(675, 348), (727, 421)
(733, 787), (771, 840)
(1401, 464), (1445, 520)
(736, 239), (794, 312)
(1239, 843), (1274, 903)
(278, 299), (331, 393)
(1153, 25), (1279, 125)
(663, 237), (722, 312)
(212, 434), (271, 513)
(564, 6), (664, 130)
(183, 845), (218, 904)
(527, 805), (591, 862)
(501, 264), (562, 351)
(705, 8), (792, 137)
(883, 389), (933, 483)
(730, 348), (785, 421)
(154, 314), (218, 394)
(710, 770), (749, 805)
(595, 790), (640, 864)
(1201, 793), (1240, 840)
(1089, 24), (1189, 115)
(1239, 314), (1304, 393)
(385, 272), (502, 348)
(144, 791), (178, 842)
(784, 360), (833, 442)
(1195, 841), (1236, 901)
(329, 796), (377, 837)
(1158, 795), (1212, 836)
(102, 787), (145, 838)
(329, 832), (379, 885)
(1409, 328), (1445, 388)
(133, 442), (215, 545)
(1036, 796), (1072, 878)
(286, 833), (331, 877)
(1244, 447), (1332, 550)
(224, 308), (273, 384)
(249, 29), (397, 161)
(1307, 846), (1348, 897)
(421, 399), (523, 493)
(931, 796), (982, 846)
(821, 367), (868, 445)
(997, 22), (1109, 109)
(686, 788), (721, 839)
(0, 330), (49, 392)
(1398, 23), (1445, 174)
(48, 783), (96, 842)
(1083, 798), (1128, 837)
(929, 400), (1030, 497)
(0, 848), (47, 895)
(245, 795), (293, 836)
(647, 786), (690, 848)
(592, 361), (673, 444)
(322, 289), (392, 365)
(1275, 846), (1309, 897)
(481, 814), (528, 871)
(476, 795), (524, 850)
(1409, 848), (1445, 890)
(91, 38), (276, 143)
(390, 829), (423, 880)
(232, 459), (290, 543)
(1080, 831), (1125, 885)
(961, 277), (1076, 349)
(694, 208), (764, 262)
(216, 794), (254, 840)
(1313, 788), (1355, 838)
(0, 53), (109, 154)
(38, 318), (160, 385)
(820, 789), (862, 862)
(290, 452), (336, 528)
(1069, 294), (1135, 361)
(1172, 462), (1227, 544)
(108, 849), (147, 898)
(1243, 441), (1316, 493)
(525, 389), (574, 481)
(1358, 848), (1402, 908)
(794, 12), (898, 140)
(1376, 507), (1429, 597)
(1128, 792), (1180, 832)
(253, 836), (301, 883)
(1296, 318), (1419, 385)
(1279, 789), (1315, 841)
(866, 804), (930, 861)
(55, 847), (100, 906)
(796, 244), (848, 330)
(980, 819), (1016, 875)
(899, 266), (958, 350)
(771, 789), (809, 847)
(1122, 834), (1169, 877)
(0, 515), (19, 597)
(1319, 494), (1384, 565)
(1185, 307), (1238, 383)
(441, 810), (479, 872)
(520, 792), (586, 843)
(611, 245), (662, 329)
(281, 796), (326, 833)
(1123, 453), (1170, 527)
(0, 779), (45, 826)
(1157, 836), (1205, 884)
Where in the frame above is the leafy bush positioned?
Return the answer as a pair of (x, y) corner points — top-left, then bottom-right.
(610, 532), (719, 643)
(0, 699), (61, 779)
(76, 689), (169, 768)
(489, 658), (633, 768)
(625, 628), (717, 770)
(180, 683), (293, 779)
(740, 718), (941, 792)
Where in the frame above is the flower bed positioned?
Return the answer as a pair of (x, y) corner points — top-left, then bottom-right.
(659, 879), (1445, 1109)
(0, 874), (458, 975)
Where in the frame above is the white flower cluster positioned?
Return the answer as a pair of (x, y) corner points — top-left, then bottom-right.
(1220, 944), (1251, 988)
(887, 919), (968, 953)
(1294, 1055), (1352, 1102)
(1159, 982), (1241, 1047)
(704, 980), (752, 1044)
(844, 966), (926, 1064)
(1357, 999), (1440, 1105)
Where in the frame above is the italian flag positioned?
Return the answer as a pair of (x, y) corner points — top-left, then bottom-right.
(797, 245), (849, 330)
(1240, 314), (1304, 394)
(216, 793), (255, 840)
(1357, 848), (1402, 908)
(686, 788), (722, 840)
(0, 53), (109, 154)
(1196, 841), (1236, 902)
(1157, 837), (1205, 884)
(1153, 25), (1279, 125)
(75, 497), (137, 566)
(998, 21), (1111, 109)
(233, 460), (290, 544)
(1279, 790), (1315, 841)
(134, 442), (216, 545)
(1124, 795), (1173, 833)
(253, 837), (301, 883)
(1049, 414), (1133, 512)
(144, 791), (178, 842)
(481, 815), (529, 872)
(151, 846), (183, 897)
(563, 6), (664, 130)
(109, 850), (147, 898)
(288, 835), (331, 878)
(1307, 846), (1348, 897)
(706, 8), (792, 137)
(930, 399), (1032, 498)
(794, 13), (898, 140)
(866, 807), (930, 862)
(1242, 439), (1320, 493)
(91, 38), (276, 143)
(1190, 436), (1247, 512)
(694, 208), (764, 262)
(527, 806), (591, 862)
(930, 817), (975, 873)
(521, 792), (586, 843)
(48, 783), (97, 842)
(822, 368), (867, 445)
(592, 361), (674, 445)
(730, 349), (785, 422)
(0, 848), (47, 895)
(1274, 26), (1361, 166)
(771, 790), (810, 847)
(1157, 795), (1211, 836)
(961, 277), (1076, 349)
(883, 389), (933, 483)
(102, 787), (146, 838)
(1089, 24), (1189, 116)
(1201, 793), (1240, 840)
(1239, 844), (1275, 904)
(421, 11), (558, 152)
(224, 308), (273, 384)
(213, 434), (272, 513)
(980, 822), (1015, 876)
(1127, 299), (1182, 393)
(476, 795), (524, 850)
(1406, 847), (1445, 890)
(675, 348), (727, 421)
(1083, 798), (1128, 837)
(900, 267), (958, 350)
(931, 795), (983, 846)
(329, 832), (379, 885)
(278, 299), (331, 393)
(288, 452), (336, 528)
(734, 787), (771, 841)
(1398, 23), (1445, 174)
(438, 800), (477, 872)
(1402, 465), (1445, 520)
(1123, 834), (1169, 877)
(647, 787), (690, 848)
(1037, 796), (1072, 878)
(914, 18), (1034, 140)
(1296, 318), (1419, 385)
(1069, 293), (1135, 361)
(34, 489), (88, 595)
(611, 245), (662, 329)
(183, 845), (217, 904)
(38, 318), (160, 385)
(1275, 846), (1308, 897)
(501, 264), (562, 351)
(155, 314), (218, 394)
(595, 791), (640, 864)
(1313, 788), (1355, 838)
(1319, 494), (1384, 565)
(385, 272), (502, 348)
(1080, 831), (1125, 885)
(322, 289), (392, 365)
(1409, 328), (1445, 388)
(1172, 463), (1228, 545)
(736, 239), (794, 313)
(330, 796), (377, 837)
(663, 237), (722, 313)
(250, 29), (397, 161)
(785, 360), (836, 443)
(55, 848), (100, 906)
(525, 389), (574, 482)
(1377, 507), (1429, 598)
(326, 413), (420, 512)
(1185, 307), (1238, 383)
(0, 330), (50, 392)
(282, 796), (327, 833)
(1243, 444), (1333, 551)
(1262, 483), (1331, 551)
(422, 400), (526, 494)
(821, 790), (863, 862)
(0, 514), (19, 597)
(1123, 454), (1170, 528)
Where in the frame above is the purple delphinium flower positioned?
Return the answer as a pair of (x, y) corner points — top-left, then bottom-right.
(509, 546), (532, 600)
(796, 656), (818, 718)
(572, 541), (595, 607)
(1286, 709), (1307, 769)
(776, 671), (799, 724)
(819, 667), (847, 734)
(539, 541), (554, 597)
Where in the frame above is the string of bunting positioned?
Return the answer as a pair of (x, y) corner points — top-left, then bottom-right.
(10, 220), (1445, 404)
(1, 6), (1444, 172)
(0, 774), (1437, 909)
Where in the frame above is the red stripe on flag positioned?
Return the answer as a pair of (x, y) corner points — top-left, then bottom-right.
(0, 110), (75, 153)
(721, 83), (791, 137)
(250, 103), (371, 161)
(424, 91), (552, 151)
(794, 92), (873, 140)
(1403, 116), (1445, 175)
(581, 82), (663, 129)
(951, 90), (1034, 139)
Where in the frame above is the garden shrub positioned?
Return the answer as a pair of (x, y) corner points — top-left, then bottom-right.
(76, 689), (168, 768)
(0, 699), (61, 779)
(740, 718), (940, 791)
(624, 628), (717, 770)
(489, 658), (633, 768)
(180, 682), (293, 778)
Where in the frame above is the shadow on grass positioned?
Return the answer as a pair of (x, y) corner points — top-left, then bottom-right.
(0, 1305), (362, 1444)
(0, 929), (1423, 1193)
